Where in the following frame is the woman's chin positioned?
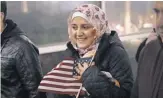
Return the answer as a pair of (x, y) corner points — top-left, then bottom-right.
(77, 44), (89, 49)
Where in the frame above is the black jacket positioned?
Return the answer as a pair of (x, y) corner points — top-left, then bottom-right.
(131, 36), (163, 98)
(1, 19), (46, 98)
(53, 31), (133, 98)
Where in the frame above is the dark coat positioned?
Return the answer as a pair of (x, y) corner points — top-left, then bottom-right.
(1, 19), (46, 98)
(53, 31), (133, 98)
(131, 36), (163, 98)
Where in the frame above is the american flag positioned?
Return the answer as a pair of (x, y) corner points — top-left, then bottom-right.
(38, 58), (86, 96)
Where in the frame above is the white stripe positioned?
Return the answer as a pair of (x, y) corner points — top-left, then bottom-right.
(62, 60), (74, 64)
(41, 80), (81, 86)
(60, 65), (73, 70)
(43, 75), (77, 81)
(55, 63), (61, 69)
(48, 70), (72, 75)
(39, 86), (78, 92)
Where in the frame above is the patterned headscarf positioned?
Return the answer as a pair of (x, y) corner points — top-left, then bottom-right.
(68, 4), (110, 56)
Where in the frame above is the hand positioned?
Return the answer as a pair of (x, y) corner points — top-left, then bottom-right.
(74, 62), (95, 80)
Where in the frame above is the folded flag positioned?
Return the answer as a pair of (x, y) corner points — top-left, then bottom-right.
(38, 58), (86, 96)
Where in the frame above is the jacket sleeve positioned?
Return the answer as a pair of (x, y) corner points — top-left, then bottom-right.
(81, 46), (133, 98)
(15, 43), (44, 98)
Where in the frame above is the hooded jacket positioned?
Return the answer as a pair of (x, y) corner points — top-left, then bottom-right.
(52, 31), (133, 98)
(1, 19), (46, 98)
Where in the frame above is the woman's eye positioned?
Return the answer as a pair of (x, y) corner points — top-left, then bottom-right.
(83, 26), (89, 29)
(83, 25), (91, 30)
(72, 26), (77, 30)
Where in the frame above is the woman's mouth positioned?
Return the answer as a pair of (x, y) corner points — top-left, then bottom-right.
(77, 38), (86, 42)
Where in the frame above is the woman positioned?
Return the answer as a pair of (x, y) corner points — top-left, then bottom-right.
(42, 4), (133, 98)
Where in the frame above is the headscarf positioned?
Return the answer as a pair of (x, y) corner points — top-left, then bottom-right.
(68, 4), (110, 56)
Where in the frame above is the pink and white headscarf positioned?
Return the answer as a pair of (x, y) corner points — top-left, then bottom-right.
(68, 4), (110, 56)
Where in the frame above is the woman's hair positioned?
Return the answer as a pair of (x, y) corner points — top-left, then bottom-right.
(68, 4), (110, 37)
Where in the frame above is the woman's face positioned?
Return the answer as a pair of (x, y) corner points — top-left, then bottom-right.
(70, 16), (97, 49)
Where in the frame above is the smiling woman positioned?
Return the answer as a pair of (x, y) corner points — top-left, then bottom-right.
(39, 4), (133, 98)
(67, 4), (110, 56)
(71, 17), (96, 50)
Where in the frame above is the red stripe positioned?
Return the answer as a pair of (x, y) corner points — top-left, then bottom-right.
(47, 73), (73, 78)
(60, 63), (74, 67)
(53, 68), (72, 72)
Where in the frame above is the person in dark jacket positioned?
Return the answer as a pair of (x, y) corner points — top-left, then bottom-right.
(131, 1), (163, 98)
(135, 28), (157, 62)
(47, 4), (133, 98)
(1, 1), (46, 98)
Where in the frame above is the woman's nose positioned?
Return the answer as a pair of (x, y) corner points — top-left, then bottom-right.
(76, 29), (84, 37)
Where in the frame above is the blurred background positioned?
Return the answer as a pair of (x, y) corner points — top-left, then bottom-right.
(6, 1), (155, 81)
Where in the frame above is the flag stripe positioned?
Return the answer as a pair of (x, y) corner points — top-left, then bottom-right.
(60, 65), (73, 70)
(62, 60), (74, 64)
(47, 69), (72, 75)
(46, 73), (72, 78)
(40, 80), (81, 86)
(41, 78), (80, 83)
(42, 75), (77, 81)
(40, 83), (81, 89)
(61, 63), (74, 66)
